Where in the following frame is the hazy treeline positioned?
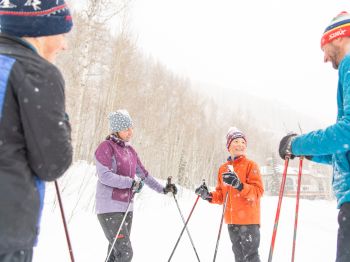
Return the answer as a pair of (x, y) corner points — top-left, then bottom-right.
(57, 0), (308, 188)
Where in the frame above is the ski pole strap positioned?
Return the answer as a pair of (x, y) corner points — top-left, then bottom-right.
(167, 176), (172, 185)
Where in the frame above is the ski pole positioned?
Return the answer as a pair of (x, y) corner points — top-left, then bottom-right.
(168, 186), (202, 262)
(54, 181), (75, 262)
(292, 124), (304, 262)
(268, 157), (290, 262)
(213, 190), (229, 262)
(105, 191), (136, 262)
(291, 157), (303, 262)
(213, 163), (236, 261)
(168, 177), (200, 262)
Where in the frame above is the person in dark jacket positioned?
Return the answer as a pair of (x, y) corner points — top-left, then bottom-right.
(279, 11), (350, 262)
(95, 109), (178, 262)
(0, 1), (73, 261)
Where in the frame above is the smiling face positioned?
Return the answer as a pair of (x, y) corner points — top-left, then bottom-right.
(322, 38), (343, 70)
(228, 137), (247, 157)
(322, 37), (350, 70)
(117, 127), (133, 142)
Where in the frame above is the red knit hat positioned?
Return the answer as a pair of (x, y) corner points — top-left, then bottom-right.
(321, 11), (350, 48)
(226, 127), (246, 150)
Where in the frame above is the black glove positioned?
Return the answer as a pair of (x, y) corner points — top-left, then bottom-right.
(279, 133), (297, 160)
(195, 184), (212, 200)
(222, 171), (243, 191)
(132, 180), (144, 193)
(163, 183), (178, 195)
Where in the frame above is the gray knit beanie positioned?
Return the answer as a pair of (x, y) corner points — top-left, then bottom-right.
(109, 110), (133, 133)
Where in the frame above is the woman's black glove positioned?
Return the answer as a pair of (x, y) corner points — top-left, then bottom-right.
(164, 183), (178, 195)
(132, 180), (144, 193)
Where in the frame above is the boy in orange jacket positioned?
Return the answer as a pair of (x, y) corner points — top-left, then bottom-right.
(195, 127), (264, 262)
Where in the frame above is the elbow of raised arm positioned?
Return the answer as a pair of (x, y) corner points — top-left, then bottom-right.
(37, 147), (73, 182)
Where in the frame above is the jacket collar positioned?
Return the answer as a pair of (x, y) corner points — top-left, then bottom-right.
(0, 34), (38, 54)
(227, 155), (245, 163)
(107, 134), (129, 147)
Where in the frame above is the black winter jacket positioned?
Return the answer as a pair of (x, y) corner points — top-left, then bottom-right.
(0, 34), (73, 254)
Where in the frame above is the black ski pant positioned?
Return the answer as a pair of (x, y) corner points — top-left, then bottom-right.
(227, 224), (261, 262)
(0, 249), (33, 262)
(98, 212), (133, 262)
(336, 202), (350, 262)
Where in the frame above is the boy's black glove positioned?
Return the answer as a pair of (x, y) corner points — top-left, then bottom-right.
(222, 170), (243, 191)
(279, 133), (297, 160)
(195, 184), (212, 201)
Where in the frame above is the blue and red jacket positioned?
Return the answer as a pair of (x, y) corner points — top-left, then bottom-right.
(0, 34), (72, 254)
(292, 53), (350, 208)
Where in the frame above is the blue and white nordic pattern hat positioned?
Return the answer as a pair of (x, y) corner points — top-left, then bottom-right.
(109, 110), (133, 133)
(0, 0), (73, 37)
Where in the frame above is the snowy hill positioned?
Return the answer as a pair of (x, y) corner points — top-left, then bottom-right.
(33, 161), (338, 262)
(198, 83), (330, 134)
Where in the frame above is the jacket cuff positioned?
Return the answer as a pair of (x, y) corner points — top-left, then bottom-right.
(237, 183), (243, 191)
(206, 193), (213, 202)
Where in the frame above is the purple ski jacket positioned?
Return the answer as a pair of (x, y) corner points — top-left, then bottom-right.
(94, 135), (164, 214)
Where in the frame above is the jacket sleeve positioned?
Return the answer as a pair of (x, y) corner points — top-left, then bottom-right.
(291, 61), (350, 156)
(309, 155), (333, 165)
(13, 62), (72, 181)
(141, 171), (164, 193)
(133, 148), (164, 193)
(239, 162), (264, 201)
(95, 141), (133, 188)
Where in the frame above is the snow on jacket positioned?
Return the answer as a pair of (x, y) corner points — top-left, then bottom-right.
(94, 135), (164, 214)
(292, 53), (350, 208)
(0, 34), (73, 254)
(210, 156), (264, 225)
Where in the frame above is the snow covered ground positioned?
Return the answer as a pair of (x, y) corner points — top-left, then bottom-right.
(33, 161), (338, 262)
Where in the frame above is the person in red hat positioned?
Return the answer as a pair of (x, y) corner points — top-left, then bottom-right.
(195, 127), (264, 262)
(279, 11), (350, 262)
(0, 1), (73, 261)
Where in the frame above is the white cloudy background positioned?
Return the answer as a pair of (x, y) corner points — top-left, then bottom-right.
(129, 0), (350, 124)
(31, 1), (350, 261)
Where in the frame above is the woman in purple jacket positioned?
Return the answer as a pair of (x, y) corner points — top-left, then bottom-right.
(95, 109), (177, 262)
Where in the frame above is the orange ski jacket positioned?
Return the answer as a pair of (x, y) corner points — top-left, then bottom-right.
(210, 155), (264, 225)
